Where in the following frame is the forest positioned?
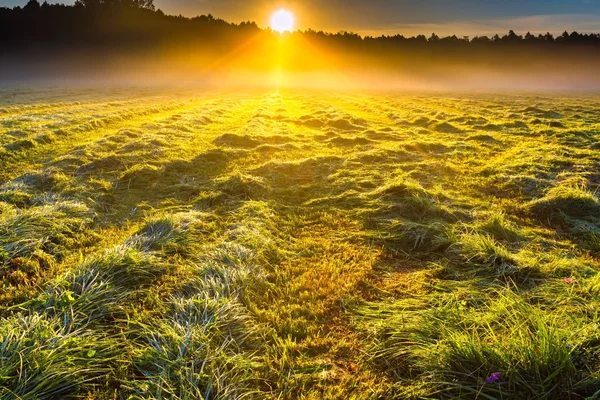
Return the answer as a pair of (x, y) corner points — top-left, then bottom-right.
(2, 0), (600, 59)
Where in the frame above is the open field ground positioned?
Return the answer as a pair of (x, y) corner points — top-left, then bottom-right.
(1, 88), (600, 399)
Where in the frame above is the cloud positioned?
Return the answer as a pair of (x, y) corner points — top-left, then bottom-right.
(152, 0), (600, 35)
(356, 14), (600, 37)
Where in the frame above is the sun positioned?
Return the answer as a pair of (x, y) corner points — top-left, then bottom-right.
(271, 9), (294, 33)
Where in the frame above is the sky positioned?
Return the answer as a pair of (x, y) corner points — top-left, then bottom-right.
(3, 0), (600, 36)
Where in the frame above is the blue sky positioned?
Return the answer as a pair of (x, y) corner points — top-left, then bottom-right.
(3, 0), (600, 36)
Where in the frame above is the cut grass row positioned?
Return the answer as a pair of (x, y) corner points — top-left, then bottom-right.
(1, 90), (600, 398)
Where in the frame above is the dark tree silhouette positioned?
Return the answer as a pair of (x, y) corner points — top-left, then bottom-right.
(1, 0), (600, 81)
(23, 0), (40, 11)
(74, 0), (155, 10)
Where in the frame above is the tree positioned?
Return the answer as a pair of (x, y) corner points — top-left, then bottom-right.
(503, 30), (522, 42)
(24, 0), (40, 11)
(75, 0), (155, 10)
(472, 35), (491, 44)
(557, 31), (570, 42)
(569, 31), (582, 42)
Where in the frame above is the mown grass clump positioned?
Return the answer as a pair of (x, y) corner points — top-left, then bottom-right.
(213, 172), (270, 201)
(0, 200), (96, 303)
(27, 244), (170, 327)
(127, 211), (217, 255)
(361, 174), (458, 255)
(477, 210), (525, 242)
(454, 231), (517, 268)
(0, 201), (93, 260)
(527, 178), (600, 221)
(377, 220), (452, 253)
(359, 290), (595, 399)
(0, 189), (34, 207)
(130, 295), (261, 399)
(0, 312), (120, 399)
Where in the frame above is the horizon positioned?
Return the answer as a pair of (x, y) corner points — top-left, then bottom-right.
(2, 0), (600, 37)
(3, 0), (600, 90)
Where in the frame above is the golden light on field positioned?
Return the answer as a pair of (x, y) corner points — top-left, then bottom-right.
(271, 9), (294, 33)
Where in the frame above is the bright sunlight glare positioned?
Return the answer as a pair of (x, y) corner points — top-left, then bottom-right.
(271, 9), (294, 33)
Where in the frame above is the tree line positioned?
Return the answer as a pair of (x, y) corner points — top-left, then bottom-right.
(1, 0), (600, 77)
(3, 0), (600, 48)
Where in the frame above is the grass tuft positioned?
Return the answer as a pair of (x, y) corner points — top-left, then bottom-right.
(0, 313), (119, 399)
(527, 178), (600, 220)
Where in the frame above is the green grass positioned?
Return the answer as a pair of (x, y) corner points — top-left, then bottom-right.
(527, 177), (600, 221)
(1, 88), (600, 398)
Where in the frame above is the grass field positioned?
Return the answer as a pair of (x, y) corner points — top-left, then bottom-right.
(1, 87), (600, 399)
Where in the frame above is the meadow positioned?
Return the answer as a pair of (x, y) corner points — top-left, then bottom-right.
(1, 87), (600, 399)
